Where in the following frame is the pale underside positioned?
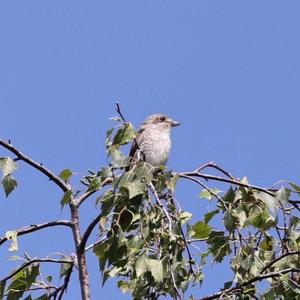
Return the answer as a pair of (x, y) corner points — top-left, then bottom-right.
(129, 127), (172, 167)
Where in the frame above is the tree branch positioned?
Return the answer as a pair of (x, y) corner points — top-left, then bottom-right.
(0, 220), (73, 246)
(195, 161), (235, 180)
(198, 267), (300, 300)
(0, 139), (69, 192)
(180, 170), (275, 196)
(69, 203), (90, 300)
(260, 250), (300, 274)
(76, 177), (113, 206)
(78, 213), (102, 255)
(49, 263), (74, 300)
(180, 174), (227, 207)
(0, 257), (73, 282)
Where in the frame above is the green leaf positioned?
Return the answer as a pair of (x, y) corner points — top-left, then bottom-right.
(0, 280), (5, 299)
(118, 280), (130, 293)
(135, 256), (164, 283)
(87, 176), (101, 192)
(192, 221), (211, 238)
(289, 182), (300, 195)
(0, 157), (18, 177)
(223, 211), (239, 232)
(97, 189), (115, 215)
(248, 207), (276, 230)
(204, 209), (219, 224)
(59, 256), (72, 279)
(93, 240), (110, 272)
(105, 127), (115, 148)
(5, 231), (18, 252)
(179, 211), (192, 224)
(135, 255), (147, 278)
(98, 166), (113, 181)
(134, 162), (153, 184)
(260, 236), (273, 251)
(7, 264), (39, 300)
(207, 231), (231, 263)
(223, 281), (233, 290)
(125, 180), (146, 199)
(166, 173), (179, 192)
(254, 191), (279, 214)
(291, 216), (300, 228)
(60, 190), (73, 208)
(8, 255), (23, 261)
(45, 275), (52, 283)
(275, 187), (290, 203)
(235, 205), (247, 227)
(58, 169), (72, 181)
(112, 123), (137, 146)
(2, 174), (18, 197)
(222, 186), (235, 203)
(147, 259), (164, 283)
(199, 188), (221, 200)
(110, 149), (131, 168)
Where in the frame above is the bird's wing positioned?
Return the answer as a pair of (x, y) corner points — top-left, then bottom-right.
(125, 128), (144, 171)
(128, 128), (144, 158)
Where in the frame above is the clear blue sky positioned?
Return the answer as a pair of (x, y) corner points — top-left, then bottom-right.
(1, 1), (300, 299)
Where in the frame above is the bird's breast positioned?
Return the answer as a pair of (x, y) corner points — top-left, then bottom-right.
(139, 131), (171, 167)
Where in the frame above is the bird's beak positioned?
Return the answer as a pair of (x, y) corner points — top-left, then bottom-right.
(171, 119), (180, 127)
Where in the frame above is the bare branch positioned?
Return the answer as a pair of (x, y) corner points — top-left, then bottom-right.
(180, 171), (275, 196)
(76, 177), (113, 206)
(78, 213), (102, 255)
(0, 257), (73, 282)
(85, 237), (106, 252)
(148, 182), (173, 232)
(0, 139), (69, 192)
(289, 200), (300, 212)
(198, 268), (300, 300)
(196, 161), (235, 180)
(49, 263), (74, 300)
(69, 203), (90, 300)
(0, 220), (72, 246)
(115, 101), (127, 123)
(260, 251), (300, 274)
(180, 174), (227, 207)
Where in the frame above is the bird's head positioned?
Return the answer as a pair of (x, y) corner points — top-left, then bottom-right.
(141, 114), (180, 130)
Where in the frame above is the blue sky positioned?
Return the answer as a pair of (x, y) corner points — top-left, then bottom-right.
(0, 1), (300, 299)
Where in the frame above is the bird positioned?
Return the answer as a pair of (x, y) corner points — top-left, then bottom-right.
(127, 113), (180, 169)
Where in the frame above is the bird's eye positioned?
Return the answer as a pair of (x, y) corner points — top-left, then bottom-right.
(159, 116), (166, 122)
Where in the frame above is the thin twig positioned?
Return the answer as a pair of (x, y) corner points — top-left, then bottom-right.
(115, 102), (127, 123)
(0, 220), (72, 246)
(85, 237), (107, 252)
(0, 258), (73, 282)
(78, 213), (102, 255)
(180, 171), (275, 196)
(0, 139), (69, 192)
(196, 161), (235, 180)
(57, 263), (74, 300)
(180, 227), (197, 276)
(148, 182), (173, 232)
(76, 177), (113, 206)
(260, 251), (300, 274)
(289, 200), (300, 212)
(198, 268), (300, 300)
(180, 174), (227, 207)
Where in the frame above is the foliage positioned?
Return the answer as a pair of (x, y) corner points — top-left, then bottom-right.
(0, 116), (300, 300)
